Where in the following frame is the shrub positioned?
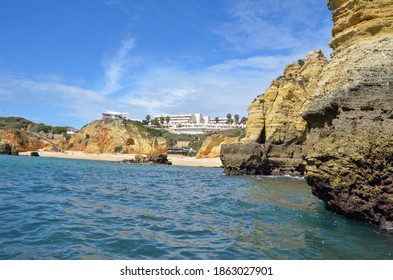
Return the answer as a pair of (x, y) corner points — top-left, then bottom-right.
(114, 145), (123, 153)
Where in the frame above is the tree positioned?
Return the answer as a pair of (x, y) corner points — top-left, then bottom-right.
(145, 115), (151, 124)
(234, 114), (239, 124)
(159, 117), (165, 125)
(214, 117), (219, 124)
(165, 116), (170, 125)
(151, 118), (160, 127)
(226, 113), (232, 124)
(240, 117), (248, 124)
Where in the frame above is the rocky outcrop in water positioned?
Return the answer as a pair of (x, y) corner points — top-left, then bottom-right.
(221, 51), (327, 175)
(196, 134), (239, 159)
(303, 0), (393, 228)
(123, 154), (172, 165)
(0, 142), (19, 155)
(220, 143), (269, 175)
(67, 120), (167, 155)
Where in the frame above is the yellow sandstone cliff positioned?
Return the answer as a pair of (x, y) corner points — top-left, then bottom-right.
(242, 50), (328, 144)
(196, 134), (239, 159)
(303, 0), (393, 227)
(67, 120), (167, 155)
(0, 129), (49, 152)
(220, 50), (328, 176)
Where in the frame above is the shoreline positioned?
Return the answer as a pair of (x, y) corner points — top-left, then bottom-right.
(19, 151), (223, 168)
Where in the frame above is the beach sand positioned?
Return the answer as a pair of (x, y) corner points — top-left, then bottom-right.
(19, 151), (223, 168)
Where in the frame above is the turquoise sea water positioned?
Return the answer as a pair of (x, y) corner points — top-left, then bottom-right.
(1, 155), (392, 260)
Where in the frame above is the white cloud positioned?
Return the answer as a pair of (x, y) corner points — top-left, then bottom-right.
(101, 37), (135, 95)
(218, 0), (332, 53)
(209, 54), (301, 72)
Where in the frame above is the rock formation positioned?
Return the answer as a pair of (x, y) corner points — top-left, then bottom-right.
(123, 154), (172, 165)
(0, 142), (19, 155)
(303, 0), (393, 228)
(242, 50), (328, 144)
(221, 51), (328, 175)
(220, 143), (269, 175)
(196, 134), (239, 159)
(0, 129), (47, 152)
(67, 120), (167, 155)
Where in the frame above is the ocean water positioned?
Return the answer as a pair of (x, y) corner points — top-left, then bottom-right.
(0, 155), (392, 260)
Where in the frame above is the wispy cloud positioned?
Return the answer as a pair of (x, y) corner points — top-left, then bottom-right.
(101, 37), (135, 95)
(218, 0), (332, 53)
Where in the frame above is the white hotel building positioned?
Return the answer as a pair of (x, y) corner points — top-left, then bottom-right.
(154, 113), (245, 134)
(102, 111), (129, 120)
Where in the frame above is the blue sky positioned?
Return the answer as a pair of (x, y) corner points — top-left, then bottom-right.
(0, 0), (332, 128)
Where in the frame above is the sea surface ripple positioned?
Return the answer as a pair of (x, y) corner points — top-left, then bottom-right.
(1, 155), (392, 259)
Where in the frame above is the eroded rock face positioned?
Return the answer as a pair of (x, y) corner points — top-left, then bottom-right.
(242, 50), (328, 145)
(221, 51), (327, 175)
(196, 134), (239, 159)
(123, 154), (172, 165)
(304, 0), (393, 228)
(220, 143), (269, 175)
(0, 129), (47, 152)
(68, 120), (167, 155)
(0, 142), (18, 155)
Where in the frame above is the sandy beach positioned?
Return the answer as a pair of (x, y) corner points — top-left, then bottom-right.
(19, 151), (223, 168)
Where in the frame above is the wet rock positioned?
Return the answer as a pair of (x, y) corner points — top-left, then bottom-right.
(303, 0), (393, 227)
(220, 143), (269, 175)
(123, 154), (172, 165)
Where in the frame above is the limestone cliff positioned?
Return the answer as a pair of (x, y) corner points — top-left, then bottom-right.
(0, 129), (48, 152)
(67, 120), (167, 155)
(196, 134), (239, 159)
(221, 51), (327, 175)
(242, 50), (328, 145)
(303, 0), (393, 228)
(0, 142), (19, 155)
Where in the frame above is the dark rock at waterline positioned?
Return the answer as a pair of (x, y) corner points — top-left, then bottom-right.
(220, 142), (306, 176)
(220, 143), (269, 175)
(303, 85), (393, 228)
(0, 142), (19, 156)
(302, 0), (393, 228)
(122, 154), (172, 165)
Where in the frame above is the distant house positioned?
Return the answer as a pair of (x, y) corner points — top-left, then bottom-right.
(66, 128), (77, 135)
(102, 111), (129, 120)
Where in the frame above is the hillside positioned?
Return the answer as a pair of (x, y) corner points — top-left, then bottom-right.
(0, 116), (69, 134)
(0, 117), (68, 152)
(65, 119), (167, 155)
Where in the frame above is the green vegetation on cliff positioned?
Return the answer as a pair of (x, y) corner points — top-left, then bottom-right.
(0, 116), (68, 134)
(0, 117), (33, 130)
